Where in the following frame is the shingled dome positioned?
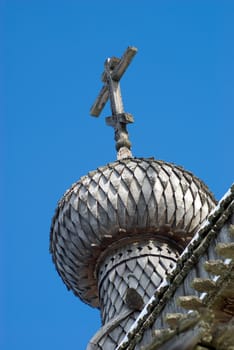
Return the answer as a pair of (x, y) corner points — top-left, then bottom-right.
(50, 157), (216, 307)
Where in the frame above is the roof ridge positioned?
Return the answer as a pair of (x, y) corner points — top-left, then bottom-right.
(116, 184), (234, 350)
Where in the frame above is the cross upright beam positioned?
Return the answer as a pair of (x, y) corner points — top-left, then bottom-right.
(90, 47), (138, 117)
(90, 46), (138, 159)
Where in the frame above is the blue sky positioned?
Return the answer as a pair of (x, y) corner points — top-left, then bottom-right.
(2, 1), (234, 349)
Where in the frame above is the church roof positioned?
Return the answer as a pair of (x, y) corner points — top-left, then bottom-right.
(116, 184), (234, 350)
(50, 157), (216, 307)
(49, 47), (234, 350)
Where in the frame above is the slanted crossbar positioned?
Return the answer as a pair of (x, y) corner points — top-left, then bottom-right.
(90, 47), (137, 117)
(90, 47), (138, 159)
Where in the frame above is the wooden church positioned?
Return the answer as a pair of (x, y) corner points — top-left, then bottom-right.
(50, 47), (234, 350)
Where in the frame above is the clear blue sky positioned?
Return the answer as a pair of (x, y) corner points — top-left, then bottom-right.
(2, 1), (234, 349)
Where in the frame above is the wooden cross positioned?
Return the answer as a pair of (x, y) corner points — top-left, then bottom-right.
(90, 47), (138, 159)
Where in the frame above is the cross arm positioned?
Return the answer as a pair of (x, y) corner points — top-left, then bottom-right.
(90, 85), (109, 118)
(90, 46), (138, 117)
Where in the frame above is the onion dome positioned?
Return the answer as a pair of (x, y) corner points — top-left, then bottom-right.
(50, 47), (217, 329)
(50, 157), (216, 307)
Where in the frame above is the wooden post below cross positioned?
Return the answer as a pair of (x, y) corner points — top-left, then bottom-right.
(90, 47), (138, 159)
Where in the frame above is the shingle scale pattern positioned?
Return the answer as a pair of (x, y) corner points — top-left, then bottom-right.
(98, 240), (179, 324)
(50, 158), (216, 307)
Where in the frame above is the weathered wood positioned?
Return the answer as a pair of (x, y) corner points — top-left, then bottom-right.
(90, 46), (137, 117)
(115, 189), (233, 350)
(98, 240), (179, 324)
(229, 224), (234, 237)
(106, 113), (134, 127)
(90, 85), (109, 118)
(216, 242), (234, 259)
(165, 313), (187, 329)
(86, 309), (133, 350)
(142, 313), (200, 350)
(211, 319), (234, 350)
(105, 62), (124, 115)
(102, 47), (137, 83)
(178, 296), (204, 310)
(90, 47), (138, 157)
(204, 260), (229, 276)
(191, 278), (216, 292)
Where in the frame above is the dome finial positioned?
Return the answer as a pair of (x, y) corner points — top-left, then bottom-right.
(90, 46), (138, 159)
